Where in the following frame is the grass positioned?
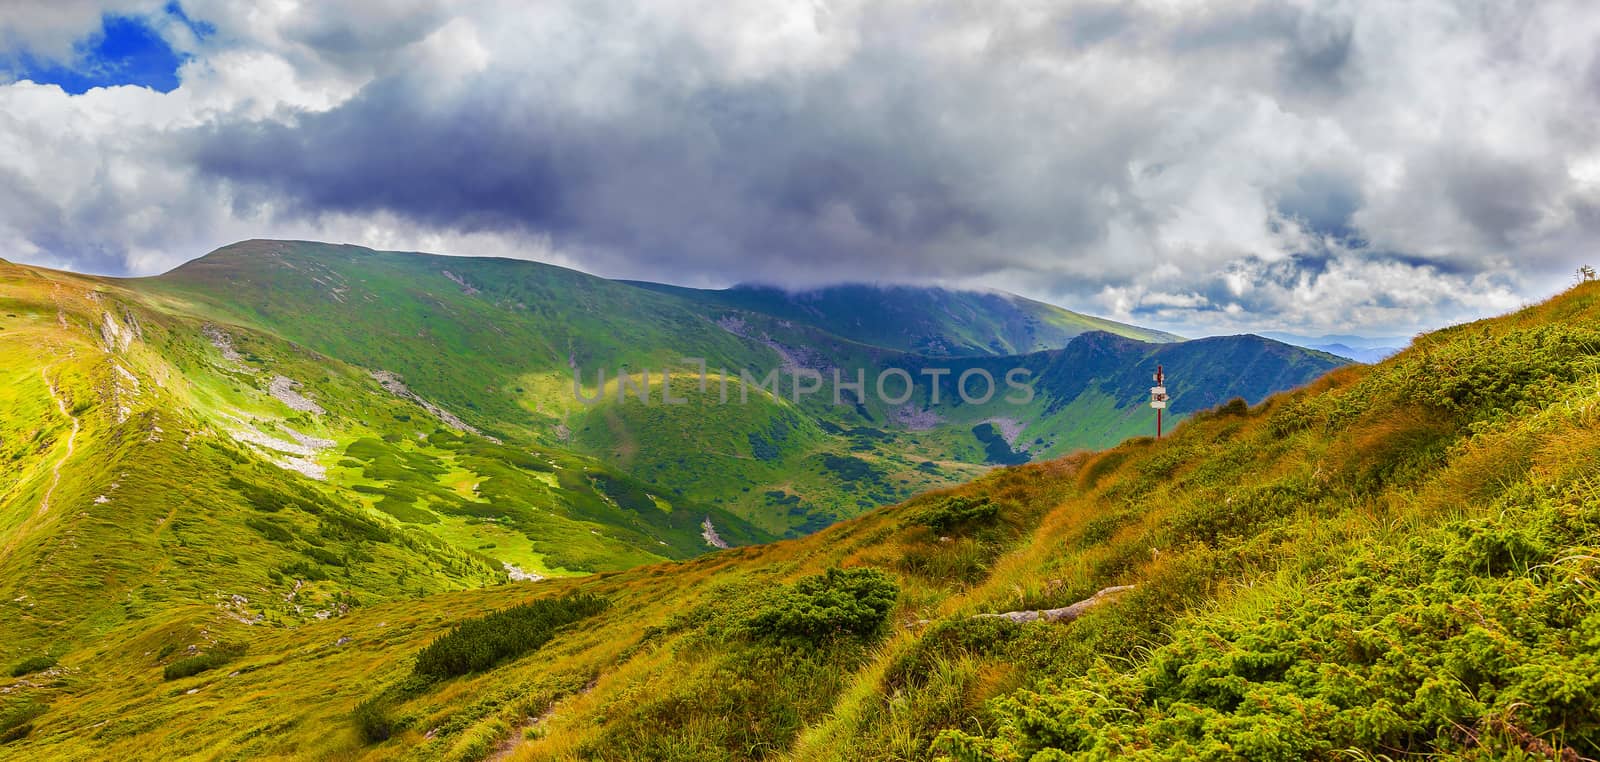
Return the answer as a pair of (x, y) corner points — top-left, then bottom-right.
(141, 240), (1337, 535)
(5, 245), (1525, 761)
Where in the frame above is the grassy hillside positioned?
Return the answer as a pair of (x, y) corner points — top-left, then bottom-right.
(2, 240), (1337, 558)
(4, 279), (1595, 760)
(137, 240), (1336, 536)
(0, 258), (764, 660)
(144, 240), (781, 438)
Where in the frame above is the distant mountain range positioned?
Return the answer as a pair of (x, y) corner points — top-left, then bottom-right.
(0, 239), (1344, 666)
(627, 281), (1183, 354)
(147, 240), (1344, 536)
(4, 247), (1593, 761)
(1260, 331), (1409, 363)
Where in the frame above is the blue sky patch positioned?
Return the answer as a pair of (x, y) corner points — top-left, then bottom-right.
(164, 1), (217, 40)
(10, 8), (199, 94)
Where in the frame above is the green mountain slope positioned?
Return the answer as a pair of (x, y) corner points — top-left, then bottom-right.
(0, 239), (1336, 570)
(4, 274), (1596, 759)
(139, 240), (1334, 535)
(145, 240), (780, 439)
(0, 259), (765, 649)
(630, 281), (1182, 354)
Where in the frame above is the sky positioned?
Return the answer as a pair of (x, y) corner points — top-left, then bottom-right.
(1, 1), (1598, 337)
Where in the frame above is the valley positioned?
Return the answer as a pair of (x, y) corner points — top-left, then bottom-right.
(0, 265), (1594, 760)
(2, 3), (1592, 759)
(0, 240), (1360, 759)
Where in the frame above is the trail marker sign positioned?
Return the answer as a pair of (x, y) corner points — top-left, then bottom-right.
(1150, 365), (1168, 438)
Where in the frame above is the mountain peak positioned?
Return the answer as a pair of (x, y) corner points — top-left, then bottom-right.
(199, 238), (375, 262)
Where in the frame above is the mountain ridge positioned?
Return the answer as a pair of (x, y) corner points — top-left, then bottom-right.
(128, 239), (1342, 534)
(626, 279), (1183, 354)
(0, 239), (1344, 568)
(1, 271), (1592, 759)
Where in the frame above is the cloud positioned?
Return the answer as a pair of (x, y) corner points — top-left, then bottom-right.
(0, 0), (1597, 336)
(0, 1), (167, 64)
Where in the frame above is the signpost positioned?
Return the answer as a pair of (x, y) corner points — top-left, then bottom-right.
(1150, 365), (1168, 438)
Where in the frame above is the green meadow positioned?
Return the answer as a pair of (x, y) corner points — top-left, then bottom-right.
(0, 242), (1425, 761)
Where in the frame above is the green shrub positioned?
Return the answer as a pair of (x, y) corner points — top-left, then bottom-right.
(576, 646), (844, 760)
(1266, 395), (1323, 437)
(936, 483), (1600, 760)
(1216, 396), (1249, 416)
(276, 560), (329, 582)
(823, 454), (883, 483)
(352, 697), (399, 743)
(1075, 510), (1136, 549)
(0, 701), (45, 744)
(413, 593), (607, 681)
(0, 723), (32, 744)
(746, 567), (899, 647)
(8, 655), (55, 678)
(300, 544), (345, 567)
(318, 512), (391, 543)
(909, 496), (1001, 535)
(1164, 479), (1317, 547)
(245, 517), (292, 543)
(163, 655), (219, 680)
(1395, 325), (1600, 419)
(162, 642), (246, 680)
(1078, 448), (1134, 490)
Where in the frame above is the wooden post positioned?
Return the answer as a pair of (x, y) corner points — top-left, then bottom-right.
(1150, 365), (1167, 439)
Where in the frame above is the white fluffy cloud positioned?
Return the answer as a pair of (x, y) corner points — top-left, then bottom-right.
(0, 0), (1597, 336)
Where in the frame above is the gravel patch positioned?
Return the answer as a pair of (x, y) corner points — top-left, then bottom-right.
(701, 517), (731, 549)
(891, 404), (944, 430)
(269, 375), (325, 415)
(202, 325), (247, 368)
(982, 417), (1028, 448)
(504, 563), (545, 582)
(371, 370), (491, 439)
(442, 269), (481, 295)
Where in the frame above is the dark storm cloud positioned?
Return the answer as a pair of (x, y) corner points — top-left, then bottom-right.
(187, 56), (1003, 282)
(1169, 2), (1300, 51)
(191, 77), (580, 234)
(1, 0), (1597, 334)
(280, 3), (449, 61)
(1057, 3), (1137, 48)
(1439, 152), (1558, 248)
(1274, 170), (1362, 240)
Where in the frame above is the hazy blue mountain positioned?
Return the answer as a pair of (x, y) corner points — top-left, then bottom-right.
(1259, 331), (1407, 363)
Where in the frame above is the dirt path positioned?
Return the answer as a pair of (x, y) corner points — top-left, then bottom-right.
(1, 369), (80, 559)
(40, 369), (80, 517)
(485, 678), (599, 761)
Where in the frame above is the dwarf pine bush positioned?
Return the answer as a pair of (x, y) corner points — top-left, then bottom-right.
(0, 700), (45, 744)
(412, 592), (607, 680)
(910, 496), (1002, 535)
(936, 477), (1600, 760)
(7, 655), (54, 678)
(162, 642), (246, 681)
(746, 567), (899, 647)
(352, 697), (398, 743)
